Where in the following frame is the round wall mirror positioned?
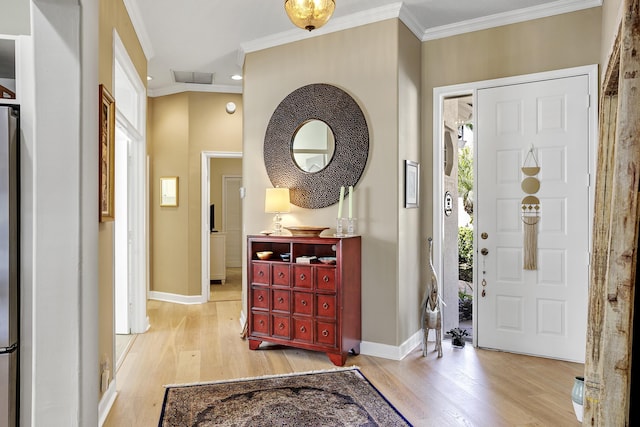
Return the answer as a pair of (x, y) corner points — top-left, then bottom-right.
(291, 120), (336, 173)
(264, 84), (369, 209)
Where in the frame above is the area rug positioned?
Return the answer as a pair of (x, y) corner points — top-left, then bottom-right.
(159, 367), (412, 426)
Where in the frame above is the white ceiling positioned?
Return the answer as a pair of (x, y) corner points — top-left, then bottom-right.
(125, 0), (601, 97)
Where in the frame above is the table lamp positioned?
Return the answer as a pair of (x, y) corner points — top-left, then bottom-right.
(265, 187), (290, 235)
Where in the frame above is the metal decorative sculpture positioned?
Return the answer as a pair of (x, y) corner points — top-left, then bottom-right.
(422, 237), (442, 358)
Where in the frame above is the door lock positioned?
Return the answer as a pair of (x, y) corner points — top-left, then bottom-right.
(481, 248), (489, 256)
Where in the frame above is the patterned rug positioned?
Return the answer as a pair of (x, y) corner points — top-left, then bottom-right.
(159, 367), (412, 426)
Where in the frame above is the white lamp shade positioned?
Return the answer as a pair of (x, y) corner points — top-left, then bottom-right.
(265, 187), (291, 213)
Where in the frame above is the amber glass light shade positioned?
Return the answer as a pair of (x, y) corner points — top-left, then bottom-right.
(284, 0), (335, 31)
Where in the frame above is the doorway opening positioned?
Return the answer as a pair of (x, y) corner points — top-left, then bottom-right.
(200, 151), (243, 303)
(441, 95), (474, 342)
(113, 31), (148, 369)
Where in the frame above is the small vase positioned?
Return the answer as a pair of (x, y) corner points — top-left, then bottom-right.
(571, 376), (584, 422)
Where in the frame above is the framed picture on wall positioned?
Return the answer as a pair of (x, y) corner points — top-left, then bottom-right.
(404, 160), (419, 208)
(99, 84), (115, 222)
(160, 176), (179, 207)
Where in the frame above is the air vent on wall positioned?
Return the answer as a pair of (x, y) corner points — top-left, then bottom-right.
(172, 70), (214, 84)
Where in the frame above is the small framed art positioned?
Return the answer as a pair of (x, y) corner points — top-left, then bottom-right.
(404, 160), (419, 208)
(99, 84), (115, 222)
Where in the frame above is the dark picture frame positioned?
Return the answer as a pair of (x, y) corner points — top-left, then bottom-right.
(404, 160), (419, 208)
(99, 84), (115, 222)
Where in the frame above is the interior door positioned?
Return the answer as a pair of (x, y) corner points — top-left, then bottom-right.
(476, 74), (591, 362)
(223, 176), (242, 267)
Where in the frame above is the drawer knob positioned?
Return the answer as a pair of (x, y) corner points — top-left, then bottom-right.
(278, 297), (284, 303)
(258, 295), (264, 302)
(299, 273), (306, 280)
(323, 302), (329, 310)
(258, 271), (264, 276)
(301, 300), (307, 306)
(323, 275), (330, 282)
(278, 271), (285, 278)
(322, 329), (329, 337)
(259, 320), (265, 326)
(279, 323), (285, 330)
(300, 326), (306, 333)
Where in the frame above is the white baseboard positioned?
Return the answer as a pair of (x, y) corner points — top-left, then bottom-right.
(360, 330), (422, 361)
(149, 291), (206, 305)
(98, 380), (118, 427)
(239, 309), (247, 330)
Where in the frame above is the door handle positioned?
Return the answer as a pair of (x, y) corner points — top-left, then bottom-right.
(481, 248), (489, 256)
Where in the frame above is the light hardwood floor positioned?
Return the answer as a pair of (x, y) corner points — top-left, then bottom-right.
(104, 276), (583, 426)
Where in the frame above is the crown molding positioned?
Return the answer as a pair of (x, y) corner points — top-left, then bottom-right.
(422, 0), (602, 41)
(238, 2), (404, 66)
(122, 0), (155, 60)
(147, 82), (242, 98)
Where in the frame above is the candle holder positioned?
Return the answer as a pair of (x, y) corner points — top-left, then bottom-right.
(346, 218), (357, 236)
(335, 217), (345, 237)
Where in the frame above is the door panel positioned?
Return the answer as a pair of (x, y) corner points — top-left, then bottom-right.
(223, 176), (243, 267)
(477, 75), (590, 362)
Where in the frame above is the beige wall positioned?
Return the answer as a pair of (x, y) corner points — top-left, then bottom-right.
(600, 0), (623, 75)
(97, 0), (146, 397)
(149, 92), (243, 296)
(244, 20), (421, 346)
(397, 23), (423, 343)
(209, 158), (242, 231)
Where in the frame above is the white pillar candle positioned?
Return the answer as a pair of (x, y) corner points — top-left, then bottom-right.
(348, 186), (353, 218)
(338, 186), (345, 218)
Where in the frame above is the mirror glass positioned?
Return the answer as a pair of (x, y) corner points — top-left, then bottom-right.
(291, 120), (335, 173)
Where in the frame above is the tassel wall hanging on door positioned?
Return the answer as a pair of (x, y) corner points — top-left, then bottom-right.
(521, 147), (540, 270)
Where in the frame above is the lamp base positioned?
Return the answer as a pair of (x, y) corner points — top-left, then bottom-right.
(273, 213), (283, 235)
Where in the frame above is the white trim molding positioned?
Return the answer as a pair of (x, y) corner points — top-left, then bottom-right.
(432, 64), (599, 346)
(201, 151), (243, 303)
(423, 0), (602, 41)
(149, 291), (207, 305)
(360, 330), (422, 361)
(98, 381), (117, 427)
(121, 0), (154, 59)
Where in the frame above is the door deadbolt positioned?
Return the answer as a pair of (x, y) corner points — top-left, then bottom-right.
(481, 232), (488, 240)
(481, 248), (489, 256)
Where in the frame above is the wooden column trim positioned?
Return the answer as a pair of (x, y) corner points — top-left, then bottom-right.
(584, 0), (640, 424)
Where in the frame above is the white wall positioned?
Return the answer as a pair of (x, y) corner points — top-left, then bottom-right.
(19, 1), (99, 425)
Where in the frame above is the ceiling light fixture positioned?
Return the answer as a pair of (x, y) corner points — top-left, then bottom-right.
(284, 0), (335, 31)
(230, 74), (243, 81)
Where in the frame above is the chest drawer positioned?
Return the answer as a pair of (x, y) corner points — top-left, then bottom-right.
(316, 266), (336, 291)
(272, 264), (290, 286)
(293, 292), (313, 315)
(251, 312), (269, 336)
(293, 265), (313, 289)
(251, 287), (269, 310)
(316, 294), (337, 318)
(316, 321), (336, 347)
(272, 289), (290, 312)
(293, 318), (312, 342)
(272, 315), (290, 339)
(252, 263), (270, 285)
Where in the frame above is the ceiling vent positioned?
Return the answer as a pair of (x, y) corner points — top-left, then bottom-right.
(172, 70), (214, 85)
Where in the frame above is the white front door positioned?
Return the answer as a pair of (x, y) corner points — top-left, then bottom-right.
(476, 74), (592, 362)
